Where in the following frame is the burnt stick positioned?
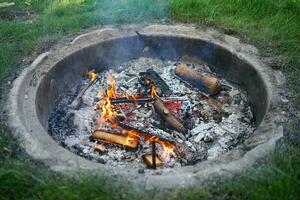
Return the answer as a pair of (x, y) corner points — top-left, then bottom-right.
(110, 97), (155, 104)
(152, 142), (156, 170)
(72, 77), (99, 110)
(109, 96), (188, 104)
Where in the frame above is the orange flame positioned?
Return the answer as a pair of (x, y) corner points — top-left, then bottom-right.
(124, 130), (175, 158)
(97, 75), (122, 126)
(88, 71), (97, 81)
(96, 74), (175, 161)
(150, 84), (159, 98)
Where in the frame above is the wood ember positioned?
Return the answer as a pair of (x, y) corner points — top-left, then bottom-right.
(143, 154), (163, 168)
(92, 130), (139, 149)
(175, 64), (221, 95)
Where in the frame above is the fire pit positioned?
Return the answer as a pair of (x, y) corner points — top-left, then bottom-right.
(7, 24), (285, 189)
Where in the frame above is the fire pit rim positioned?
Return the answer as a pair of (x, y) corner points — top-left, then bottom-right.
(6, 24), (285, 189)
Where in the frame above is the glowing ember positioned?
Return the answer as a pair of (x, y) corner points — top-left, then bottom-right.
(164, 101), (182, 112)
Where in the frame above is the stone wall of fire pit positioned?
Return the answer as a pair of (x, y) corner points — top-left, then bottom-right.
(7, 24), (286, 189)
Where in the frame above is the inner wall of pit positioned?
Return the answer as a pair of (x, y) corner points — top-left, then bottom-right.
(36, 35), (268, 132)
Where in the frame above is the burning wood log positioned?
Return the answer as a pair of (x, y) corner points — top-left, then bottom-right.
(153, 98), (188, 134)
(92, 130), (139, 149)
(117, 121), (175, 144)
(139, 69), (172, 95)
(175, 64), (221, 95)
(142, 154), (163, 168)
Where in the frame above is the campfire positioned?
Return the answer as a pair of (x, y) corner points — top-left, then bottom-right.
(49, 56), (255, 170)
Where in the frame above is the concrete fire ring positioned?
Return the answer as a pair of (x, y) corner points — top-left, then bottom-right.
(6, 24), (286, 190)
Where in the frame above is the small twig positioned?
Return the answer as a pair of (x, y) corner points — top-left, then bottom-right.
(152, 142), (156, 170)
(72, 77), (99, 109)
(109, 96), (188, 105)
(110, 97), (154, 104)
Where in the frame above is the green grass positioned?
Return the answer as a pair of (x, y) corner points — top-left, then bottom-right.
(0, 0), (169, 79)
(0, 0), (300, 199)
(159, 145), (300, 200)
(0, 165), (134, 200)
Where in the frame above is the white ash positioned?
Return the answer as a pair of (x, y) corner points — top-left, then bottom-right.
(48, 57), (255, 171)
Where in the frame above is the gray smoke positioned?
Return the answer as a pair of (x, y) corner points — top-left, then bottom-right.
(94, 0), (170, 24)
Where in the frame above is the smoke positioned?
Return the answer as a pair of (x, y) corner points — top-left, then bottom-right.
(92, 0), (170, 24)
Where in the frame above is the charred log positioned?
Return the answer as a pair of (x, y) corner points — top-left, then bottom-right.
(139, 69), (172, 96)
(175, 64), (221, 95)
